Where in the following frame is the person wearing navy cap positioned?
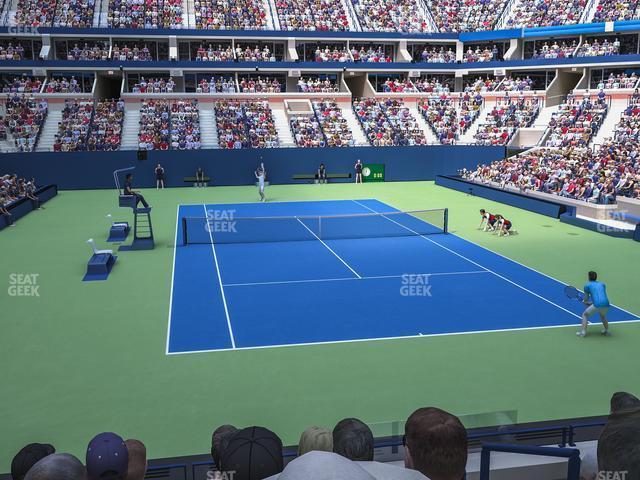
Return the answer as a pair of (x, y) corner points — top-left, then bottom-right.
(86, 432), (129, 480)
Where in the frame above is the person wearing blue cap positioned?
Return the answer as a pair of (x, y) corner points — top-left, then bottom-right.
(86, 432), (129, 480)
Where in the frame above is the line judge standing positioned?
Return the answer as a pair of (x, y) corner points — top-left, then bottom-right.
(354, 159), (363, 184)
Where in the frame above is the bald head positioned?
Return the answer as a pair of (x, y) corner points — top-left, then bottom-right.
(24, 454), (87, 480)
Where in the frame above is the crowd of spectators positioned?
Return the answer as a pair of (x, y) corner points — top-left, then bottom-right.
(465, 146), (640, 202)
(52, 0), (95, 27)
(196, 76), (236, 93)
(138, 99), (171, 150)
(377, 77), (417, 93)
(353, 98), (426, 146)
(276, 0), (350, 31)
(474, 95), (540, 145)
(414, 46), (456, 63)
(14, 0), (55, 26)
(63, 42), (109, 61)
(238, 77), (282, 93)
(0, 174), (42, 225)
(545, 93), (608, 148)
(235, 44), (277, 62)
(44, 76), (83, 93)
(169, 100), (201, 150)
(296, 76), (339, 93)
(419, 93), (482, 144)
(87, 98), (124, 151)
(530, 40), (577, 59)
(504, 0), (586, 28)
(462, 45), (500, 63)
(593, 0), (639, 22)
(310, 45), (351, 62)
(576, 38), (621, 57)
(131, 77), (176, 93)
(215, 100), (280, 148)
(52, 99), (93, 152)
(0, 42), (27, 61)
(290, 115), (324, 147)
(194, 0), (270, 30)
(350, 45), (393, 62)
(107, 0), (184, 29)
(464, 76), (500, 93)
(595, 72), (639, 90)
(193, 44), (234, 61)
(426, 0), (508, 32)
(111, 43), (154, 61)
(497, 75), (536, 91)
(412, 76), (452, 94)
(2, 76), (42, 94)
(312, 100), (354, 147)
(3, 95), (47, 152)
(352, 0), (428, 33)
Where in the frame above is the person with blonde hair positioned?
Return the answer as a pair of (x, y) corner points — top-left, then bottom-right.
(298, 426), (333, 457)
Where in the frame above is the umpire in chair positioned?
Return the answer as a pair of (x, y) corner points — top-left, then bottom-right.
(124, 173), (151, 211)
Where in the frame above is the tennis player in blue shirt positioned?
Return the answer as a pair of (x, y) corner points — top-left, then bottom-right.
(578, 271), (610, 337)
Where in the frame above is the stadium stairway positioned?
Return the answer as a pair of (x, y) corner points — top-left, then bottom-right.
(97, 0), (109, 27)
(407, 103), (440, 145)
(340, 105), (370, 146)
(4, 0), (17, 25)
(458, 103), (491, 144)
(199, 107), (219, 148)
(35, 108), (63, 152)
(183, 0), (194, 28)
(271, 105), (295, 147)
(266, 0), (280, 29)
(591, 96), (627, 146)
(121, 107), (140, 150)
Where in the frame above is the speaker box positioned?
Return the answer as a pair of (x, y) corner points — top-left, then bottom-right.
(137, 150), (147, 161)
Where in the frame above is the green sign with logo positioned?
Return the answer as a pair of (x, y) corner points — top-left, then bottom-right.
(363, 163), (385, 182)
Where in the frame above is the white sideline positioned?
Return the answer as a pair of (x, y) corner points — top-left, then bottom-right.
(165, 205), (180, 354)
(203, 204), (237, 349)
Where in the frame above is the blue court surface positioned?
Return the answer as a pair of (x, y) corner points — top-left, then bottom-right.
(167, 199), (638, 354)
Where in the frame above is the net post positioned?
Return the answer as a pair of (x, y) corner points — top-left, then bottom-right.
(318, 216), (322, 240)
(182, 217), (188, 245)
(443, 208), (449, 234)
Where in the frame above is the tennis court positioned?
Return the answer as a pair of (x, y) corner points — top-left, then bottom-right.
(167, 199), (638, 354)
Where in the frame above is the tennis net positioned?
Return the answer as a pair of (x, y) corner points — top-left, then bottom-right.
(182, 208), (448, 245)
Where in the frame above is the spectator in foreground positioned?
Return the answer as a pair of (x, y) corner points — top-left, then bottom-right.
(298, 426), (333, 456)
(220, 426), (283, 480)
(211, 425), (238, 470)
(24, 453), (86, 480)
(11, 443), (56, 480)
(124, 439), (147, 480)
(404, 407), (468, 480)
(333, 418), (374, 461)
(86, 432), (129, 480)
(598, 391), (640, 478)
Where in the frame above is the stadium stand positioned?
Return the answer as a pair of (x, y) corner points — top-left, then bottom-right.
(193, 0), (271, 29)
(52, 99), (93, 152)
(52, 0), (95, 27)
(111, 43), (154, 61)
(3, 95), (47, 152)
(296, 43), (351, 62)
(503, 0), (587, 28)
(474, 95), (540, 145)
(544, 94), (608, 148)
(351, 0), (428, 33)
(312, 100), (354, 147)
(56, 41), (109, 61)
(426, 0), (509, 32)
(87, 98), (124, 151)
(214, 100), (279, 148)
(106, 0), (183, 28)
(419, 93), (482, 144)
(2, 76), (42, 94)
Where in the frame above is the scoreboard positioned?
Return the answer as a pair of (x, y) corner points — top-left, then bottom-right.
(363, 163), (385, 182)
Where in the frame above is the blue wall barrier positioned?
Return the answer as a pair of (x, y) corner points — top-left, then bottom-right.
(435, 175), (566, 218)
(0, 146), (505, 190)
(0, 184), (57, 231)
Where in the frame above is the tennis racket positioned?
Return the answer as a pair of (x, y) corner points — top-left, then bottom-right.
(564, 285), (586, 302)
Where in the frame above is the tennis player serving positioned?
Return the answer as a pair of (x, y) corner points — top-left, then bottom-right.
(255, 163), (266, 202)
(577, 271), (610, 337)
